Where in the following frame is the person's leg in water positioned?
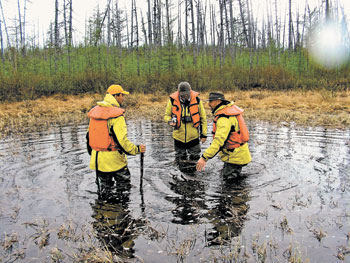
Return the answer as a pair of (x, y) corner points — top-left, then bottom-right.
(97, 167), (131, 202)
(188, 143), (201, 162)
(97, 171), (115, 199)
(221, 163), (245, 182)
(186, 143), (201, 173)
(174, 143), (187, 163)
(112, 166), (131, 205)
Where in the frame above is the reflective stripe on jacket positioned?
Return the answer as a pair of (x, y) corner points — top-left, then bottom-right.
(203, 103), (251, 165)
(88, 106), (124, 151)
(213, 105), (249, 149)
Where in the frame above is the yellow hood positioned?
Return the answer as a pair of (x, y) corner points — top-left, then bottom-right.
(97, 94), (121, 107)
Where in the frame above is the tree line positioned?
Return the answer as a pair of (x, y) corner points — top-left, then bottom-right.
(0, 0), (349, 101)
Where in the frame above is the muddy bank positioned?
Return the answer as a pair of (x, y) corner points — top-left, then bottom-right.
(0, 90), (350, 138)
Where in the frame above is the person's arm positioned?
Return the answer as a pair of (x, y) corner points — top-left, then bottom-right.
(202, 117), (231, 161)
(197, 117), (231, 171)
(164, 100), (173, 123)
(111, 116), (140, 155)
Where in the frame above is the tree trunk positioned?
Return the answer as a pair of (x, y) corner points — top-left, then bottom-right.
(54, 0), (59, 71)
(0, 0), (10, 47)
(0, 19), (4, 63)
(237, 0), (249, 47)
(288, 0), (293, 50)
(189, 0), (195, 45)
(147, 0), (152, 45)
(185, 0), (189, 46)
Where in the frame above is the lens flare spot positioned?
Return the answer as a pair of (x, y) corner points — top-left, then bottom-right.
(308, 21), (349, 68)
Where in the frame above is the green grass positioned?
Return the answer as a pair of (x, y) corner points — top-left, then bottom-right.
(0, 44), (349, 101)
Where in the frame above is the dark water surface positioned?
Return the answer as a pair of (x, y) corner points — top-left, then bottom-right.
(0, 120), (349, 262)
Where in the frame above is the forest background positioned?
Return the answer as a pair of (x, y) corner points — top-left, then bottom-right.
(0, 0), (349, 103)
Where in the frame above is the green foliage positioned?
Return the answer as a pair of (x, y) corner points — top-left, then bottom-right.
(0, 45), (349, 101)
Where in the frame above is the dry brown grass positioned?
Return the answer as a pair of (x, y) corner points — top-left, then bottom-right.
(0, 90), (349, 138)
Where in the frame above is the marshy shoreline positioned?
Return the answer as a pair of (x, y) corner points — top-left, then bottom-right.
(1, 89), (349, 138)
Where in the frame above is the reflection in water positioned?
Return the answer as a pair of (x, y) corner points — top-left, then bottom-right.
(0, 122), (350, 262)
(166, 174), (206, 225)
(90, 179), (144, 258)
(164, 155), (206, 224)
(206, 176), (250, 246)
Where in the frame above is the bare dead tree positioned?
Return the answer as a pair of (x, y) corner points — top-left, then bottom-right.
(157, 0), (162, 46)
(288, 0), (293, 50)
(274, 0), (279, 46)
(164, 0), (173, 45)
(229, 0), (234, 45)
(54, 0), (59, 49)
(141, 12), (148, 46)
(131, 0), (140, 75)
(54, 0), (59, 71)
(130, 0), (134, 49)
(152, 0), (162, 46)
(189, 0), (195, 45)
(246, 0), (252, 48)
(147, 0), (152, 45)
(69, 0), (72, 46)
(125, 9), (130, 48)
(0, 0), (10, 48)
(107, 0), (111, 46)
(196, 0), (206, 47)
(63, 0), (68, 46)
(210, 4), (216, 46)
(237, 0), (249, 47)
(218, 0), (225, 66)
(63, 0), (73, 69)
(184, 0), (189, 46)
(223, 0), (230, 45)
(112, 1), (124, 48)
(177, 0), (182, 47)
(94, 0), (112, 46)
(16, 0), (27, 55)
(0, 19), (4, 62)
(17, 0), (23, 49)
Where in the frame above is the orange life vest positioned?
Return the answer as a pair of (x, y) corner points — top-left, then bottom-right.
(169, 90), (201, 129)
(87, 106), (125, 151)
(213, 105), (249, 149)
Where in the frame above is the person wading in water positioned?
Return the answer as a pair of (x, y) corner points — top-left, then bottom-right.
(164, 82), (207, 172)
(87, 84), (146, 199)
(196, 92), (251, 181)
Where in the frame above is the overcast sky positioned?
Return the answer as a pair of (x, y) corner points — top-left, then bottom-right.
(1, 0), (350, 45)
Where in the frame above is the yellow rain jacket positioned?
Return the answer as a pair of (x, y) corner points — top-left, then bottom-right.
(89, 94), (141, 172)
(164, 92), (207, 144)
(203, 103), (251, 165)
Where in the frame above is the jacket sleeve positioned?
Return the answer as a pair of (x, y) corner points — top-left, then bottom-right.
(202, 117), (231, 160)
(198, 100), (207, 138)
(111, 116), (140, 155)
(164, 99), (173, 123)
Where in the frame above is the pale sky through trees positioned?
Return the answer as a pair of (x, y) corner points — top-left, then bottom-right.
(2, 0), (350, 47)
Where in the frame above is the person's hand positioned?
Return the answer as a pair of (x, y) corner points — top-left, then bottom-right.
(139, 144), (146, 153)
(168, 121), (176, 127)
(196, 157), (206, 171)
(200, 137), (207, 144)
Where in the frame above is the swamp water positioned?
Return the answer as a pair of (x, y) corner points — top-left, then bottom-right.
(0, 120), (349, 262)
